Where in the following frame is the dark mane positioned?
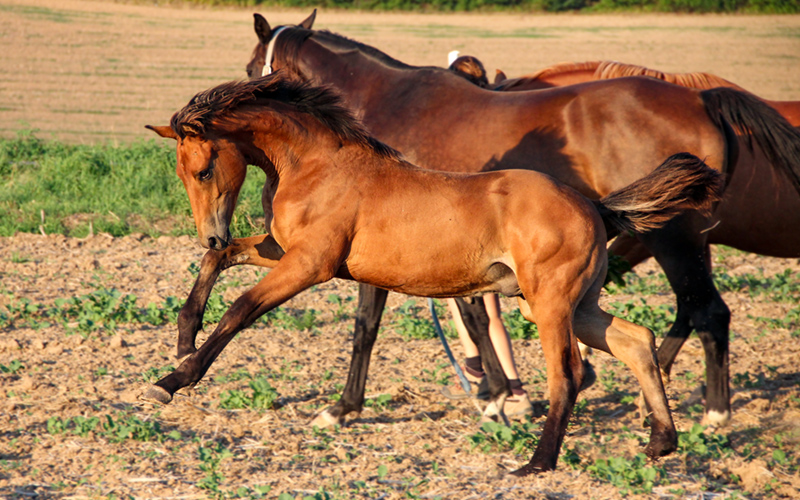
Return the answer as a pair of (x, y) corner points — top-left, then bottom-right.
(278, 26), (426, 73)
(170, 73), (401, 160)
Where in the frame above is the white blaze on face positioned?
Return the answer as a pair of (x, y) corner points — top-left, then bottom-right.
(263, 26), (289, 76)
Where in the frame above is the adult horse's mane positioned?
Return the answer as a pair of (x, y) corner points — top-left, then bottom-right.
(281, 26), (440, 73)
(170, 75), (401, 160)
(523, 60), (739, 91)
(594, 61), (740, 90)
(525, 61), (603, 80)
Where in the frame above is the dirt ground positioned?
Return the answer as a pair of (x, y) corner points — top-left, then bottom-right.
(1, 0), (800, 499)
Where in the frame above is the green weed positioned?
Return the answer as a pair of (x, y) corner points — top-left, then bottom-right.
(197, 441), (234, 497)
(587, 453), (665, 494)
(100, 412), (165, 443)
(327, 294), (354, 322)
(468, 420), (539, 455)
(392, 299), (436, 340)
(363, 393), (393, 412)
(46, 416), (100, 437)
(502, 308), (538, 340)
(607, 299), (675, 335)
(677, 424), (731, 461)
(0, 359), (24, 374)
(218, 376), (279, 410)
(266, 307), (320, 332)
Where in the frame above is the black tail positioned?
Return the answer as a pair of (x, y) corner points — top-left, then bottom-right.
(595, 153), (724, 238)
(701, 87), (800, 195)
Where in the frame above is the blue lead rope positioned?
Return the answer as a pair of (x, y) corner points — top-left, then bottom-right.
(427, 298), (472, 394)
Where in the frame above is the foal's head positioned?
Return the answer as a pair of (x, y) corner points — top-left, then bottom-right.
(148, 74), (400, 250)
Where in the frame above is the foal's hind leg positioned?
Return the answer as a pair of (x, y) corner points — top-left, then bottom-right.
(573, 299), (678, 460)
(311, 284), (388, 428)
(511, 297), (584, 475)
(177, 234), (284, 358)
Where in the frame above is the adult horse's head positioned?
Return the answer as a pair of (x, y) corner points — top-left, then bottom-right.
(146, 86), (254, 251)
(246, 10), (316, 80)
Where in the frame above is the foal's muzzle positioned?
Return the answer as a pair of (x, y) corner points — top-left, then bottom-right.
(205, 230), (232, 251)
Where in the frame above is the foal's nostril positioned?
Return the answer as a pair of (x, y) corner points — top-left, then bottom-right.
(207, 236), (220, 250)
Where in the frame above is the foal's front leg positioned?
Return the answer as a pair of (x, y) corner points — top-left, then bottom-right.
(176, 234), (284, 359)
(145, 249), (320, 404)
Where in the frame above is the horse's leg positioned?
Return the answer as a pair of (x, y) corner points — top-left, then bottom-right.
(573, 293), (678, 460)
(453, 297), (510, 423)
(310, 284), (389, 428)
(640, 222), (731, 427)
(144, 250), (313, 404)
(176, 234), (284, 359)
(511, 296), (584, 475)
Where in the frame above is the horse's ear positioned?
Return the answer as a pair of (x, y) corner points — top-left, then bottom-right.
(253, 13), (272, 44)
(146, 125), (177, 140)
(494, 69), (507, 84)
(298, 9), (316, 30)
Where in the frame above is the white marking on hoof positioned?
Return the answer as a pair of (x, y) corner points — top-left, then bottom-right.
(479, 398), (509, 426)
(702, 409), (731, 427)
(310, 409), (341, 429)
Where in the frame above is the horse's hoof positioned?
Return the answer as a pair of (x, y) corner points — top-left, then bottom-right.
(645, 431), (678, 460)
(310, 409), (341, 429)
(141, 385), (173, 405)
(702, 409), (731, 428)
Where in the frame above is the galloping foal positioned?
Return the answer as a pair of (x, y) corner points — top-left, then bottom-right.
(146, 75), (723, 474)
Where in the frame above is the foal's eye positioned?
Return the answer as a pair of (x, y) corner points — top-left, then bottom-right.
(198, 168), (213, 181)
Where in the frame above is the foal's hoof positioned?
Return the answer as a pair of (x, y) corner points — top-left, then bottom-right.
(310, 409), (342, 429)
(645, 432), (678, 460)
(141, 385), (173, 405)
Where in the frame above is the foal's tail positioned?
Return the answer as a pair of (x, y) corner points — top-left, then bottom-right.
(594, 153), (724, 237)
(701, 87), (800, 195)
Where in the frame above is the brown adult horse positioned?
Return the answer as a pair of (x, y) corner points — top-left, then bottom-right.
(471, 58), (800, 404)
(492, 60), (800, 126)
(146, 75), (726, 474)
(172, 13), (800, 431)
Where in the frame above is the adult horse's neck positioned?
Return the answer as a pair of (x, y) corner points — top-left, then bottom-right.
(290, 30), (486, 118)
(282, 30), (551, 174)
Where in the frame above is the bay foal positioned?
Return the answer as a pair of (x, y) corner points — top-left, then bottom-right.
(147, 75), (724, 474)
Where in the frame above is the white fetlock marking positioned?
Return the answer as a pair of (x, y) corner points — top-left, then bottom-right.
(310, 409), (340, 429)
(702, 409), (731, 427)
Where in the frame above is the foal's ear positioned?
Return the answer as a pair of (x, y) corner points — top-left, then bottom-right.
(494, 69), (508, 85)
(146, 125), (177, 140)
(253, 13), (271, 44)
(298, 9), (316, 30)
